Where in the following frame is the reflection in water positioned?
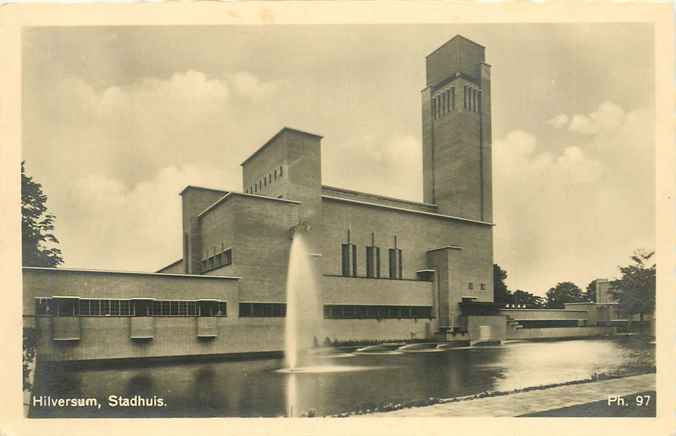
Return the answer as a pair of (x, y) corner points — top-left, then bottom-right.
(30, 338), (654, 418)
(286, 373), (297, 417)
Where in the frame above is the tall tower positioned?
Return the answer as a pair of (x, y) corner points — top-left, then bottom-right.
(422, 35), (492, 222)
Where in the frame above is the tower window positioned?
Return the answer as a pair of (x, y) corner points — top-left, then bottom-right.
(468, 282), (474, 290)
(451, 87), (455, 110)
(432, 96), (437, 119)
(280, 166), (283, 177)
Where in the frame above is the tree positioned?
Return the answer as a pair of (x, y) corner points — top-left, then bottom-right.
(512, 289), (545, 308)
(21, 161), (63, 267)
(545, 281), (585, 309)
(493, 264), (511, 307)
(585, 279), (599, 303)
(609, 250), (655, 325)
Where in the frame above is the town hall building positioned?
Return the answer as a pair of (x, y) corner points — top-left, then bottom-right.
(23, 36), (617, 362)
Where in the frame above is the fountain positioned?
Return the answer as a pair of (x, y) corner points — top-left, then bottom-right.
(283, 226), (322, 372)
(281, 224), (381, 416)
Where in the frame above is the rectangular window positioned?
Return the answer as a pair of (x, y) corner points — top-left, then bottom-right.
(451, 87), (455, 110)
(239, 303), (285, 318)
(432, 96), (437, 119)
(397, 248), (403, 279)
(79, 299), (91, 316)
(351, 244), (357, 277)
(366, 246), (374, 278)
(110, 300), (120, 316)
(341, 243), (350, 276)
(188, 301), (198, 316)
(480, 283), (486, 290)
(100, 300), (110, 316)
(389, 249), (397, 279)
(239, 303), (252, 317)
(90, 299), (100, 316)
(323, 305), (433, 320)
(252, 304), (265, 317)
(468, 282), (474, 290)
(375, 247), (381, 278)
(120, 300), (130, 316)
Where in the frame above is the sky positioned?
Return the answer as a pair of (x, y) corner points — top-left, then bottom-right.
(22, 24), (656, 295)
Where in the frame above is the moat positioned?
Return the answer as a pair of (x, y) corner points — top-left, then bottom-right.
(30, 337), (654, 418)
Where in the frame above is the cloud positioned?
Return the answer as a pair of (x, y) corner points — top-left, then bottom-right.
(546, 114), (569, 129)
(230, 71), (280, 101)
(23, 70), (284, 190)
(52, 164), (227, 271)
(494, 102), (654, 295)
(322, 134), (423, 201)
(568, 101), (625, 135)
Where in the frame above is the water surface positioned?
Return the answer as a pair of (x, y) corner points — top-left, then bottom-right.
(30, 337), (654, 417)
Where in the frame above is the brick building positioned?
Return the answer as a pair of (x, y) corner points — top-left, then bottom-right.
(24, 35), (503, 361)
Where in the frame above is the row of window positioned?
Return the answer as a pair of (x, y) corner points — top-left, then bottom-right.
(35, 299), (432, 320)
(464, 85), (481, 113)
(432, 86), (481, 119)
(239, 302), (286, 318)
(341, 244), (403, 279)
(201, 248), (233, 273)
(241, 303), (433, 320)
(432, 87), (456, 119)
(245, 165), (284, 194)
(324, 305), (433, 320)
(35, 298), (227, 317)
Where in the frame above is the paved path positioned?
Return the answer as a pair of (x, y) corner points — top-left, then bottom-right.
(367, 374), (656, 417)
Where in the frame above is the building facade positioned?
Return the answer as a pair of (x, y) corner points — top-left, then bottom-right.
(24, 35), (503, 361)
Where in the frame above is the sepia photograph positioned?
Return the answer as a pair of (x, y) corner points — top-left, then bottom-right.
(9, 8), (668, 426)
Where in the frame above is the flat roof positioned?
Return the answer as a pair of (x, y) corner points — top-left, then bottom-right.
(322, 185), (437, 209)
(322, 195), (494, 226)
(197, 191), (301, 218)
(23, 266), (240, 280)
(179, 185), (228, 197)
(240, 127), (323, 166)
(428, 245), (463, 252)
